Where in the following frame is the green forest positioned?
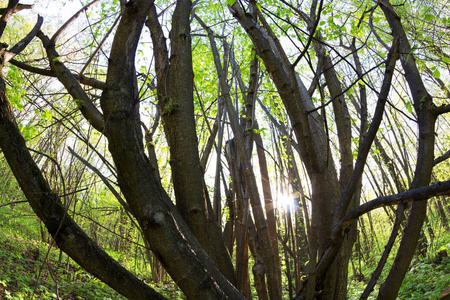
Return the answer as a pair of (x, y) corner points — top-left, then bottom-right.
(0, 0), (449, 299)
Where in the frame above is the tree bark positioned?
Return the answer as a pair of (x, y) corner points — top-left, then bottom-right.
(377, 1), (438, 298)
(35, 1), (245, 298)
(0, 70), (167, 300)
(146, 2), (237, 285)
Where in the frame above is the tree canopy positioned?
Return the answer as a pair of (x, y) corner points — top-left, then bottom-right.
(0, 0), (449, 299)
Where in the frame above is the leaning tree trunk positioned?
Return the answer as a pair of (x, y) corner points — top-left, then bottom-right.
(28, 1), (246, 298)
(377, 1), (438, 298)
(230, 2), (342, 298)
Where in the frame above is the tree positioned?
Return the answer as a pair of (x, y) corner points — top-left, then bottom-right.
(0, 0), (449, 299)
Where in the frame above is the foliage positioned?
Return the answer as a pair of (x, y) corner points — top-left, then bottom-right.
(0, 232), (126, 300)
(0, 0), (449, 299)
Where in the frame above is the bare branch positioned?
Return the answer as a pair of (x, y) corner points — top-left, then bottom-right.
(50, 0), (101, 45)
(68, 146), (130, 212)
(334, 38), (399, 220)
(10, 59), (107, 89)
(3, 15), (43, 64)
(38, 31), (104, 132)
(313, 178), (450, 293)
(0, 3), (33, 15)
(0, 0), (19, 38)
(292, 0), (324, 67)
(80, 13), (121, 75)
(434, 149), (450, 166)
(434, 103), (450, 116)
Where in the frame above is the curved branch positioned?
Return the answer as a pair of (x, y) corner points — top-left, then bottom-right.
(434, 103), (450, 116)
(38, 31), (104, 132)
(68, 146), (130, 212)
(80, 13), (121, 75)
(292, 0), (324, 67)
(334, 38), (399, 220)
(315, 178), (450, 289)
(50, 0), (101, 45)
(10, 59), (107, 90)
(369, 5), (390, 50)
(4, 15), (43, 64)
(0, 72), (166, 300)
(0, 0), (19, 38)
(434, 149), (450, 166)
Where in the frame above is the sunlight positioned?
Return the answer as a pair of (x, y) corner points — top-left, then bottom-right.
(277, 193), (295, 210)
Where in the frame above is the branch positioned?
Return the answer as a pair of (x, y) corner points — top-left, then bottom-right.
(10, 59), (107, 90)
(0, 78), (166, 300)
(315, 178), (450, 287)
(334, 38), (399, 220)
(0, 200), (29, 208)
(50, 0), (101, 45)
(80, 13), (121, 75)
(368, 5), (390, 50)
(0, 0), (19, 38)
(434, 103), (450, 116)
(38, 31), (104, 132)
(434, 149), (450, 166)
(0, 3), (33, 15)
(68, 146), (130, 212)
(292, 0), (324, 67)
(3, 15), (43, 64)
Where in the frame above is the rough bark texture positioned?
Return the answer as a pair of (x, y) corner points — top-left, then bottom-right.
(96, 1), (243, 298)
(230, 3), (341, 298)
(377, 1), (437, 299)
(0, 68), (166, 300)
(146, 4), (237, 285)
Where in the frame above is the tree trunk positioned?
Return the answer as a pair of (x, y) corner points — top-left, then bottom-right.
(377, 1), (437, 298)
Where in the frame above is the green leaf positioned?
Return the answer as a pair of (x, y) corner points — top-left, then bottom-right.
(253, 127), (267, 134)
(405, 101), (413, 114)
(227, 0), (236, 6)
(432, 69), (441, 79)
(442, 56), (450, 64)
(425, 14), (434, 22)
(20, 125), (38, 140)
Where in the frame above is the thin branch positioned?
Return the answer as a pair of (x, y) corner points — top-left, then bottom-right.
(0, 0), (19, 38)
(334, 38), (399, 221)
(307, 58), (387, 114)
(38, 31), (104, 131)
(292, 0), (324, 67)
(50, 0), (101, 45)
(10, 59), (107, 90)
(0, 200), (29, 208)
(368, 5), (390, 50)
(80, 13), (121, 75)
(68, 146), (130, 212)
(434, 149), (450, 166)
(313, 178), (450, 294)
(3, 15), (43, 64)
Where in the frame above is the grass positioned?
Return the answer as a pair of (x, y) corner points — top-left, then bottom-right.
(0, 233), (127, 300)
(0, 198), (448, 299)
(347, 211), (450, 300)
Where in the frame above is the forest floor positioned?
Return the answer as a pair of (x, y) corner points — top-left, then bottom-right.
(0, 232), (127, 300)
(0, 226), (449, 299)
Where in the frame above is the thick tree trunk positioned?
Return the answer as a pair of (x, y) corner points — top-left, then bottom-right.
(146, 3), (237, 284)
(230, 3), (343, 298)
(29, 1), (246, 298)
(0, 75), (167, 300)
(377, 1), (437, 298)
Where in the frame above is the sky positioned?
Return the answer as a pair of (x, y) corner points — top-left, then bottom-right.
(8, 0), (85, 32)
